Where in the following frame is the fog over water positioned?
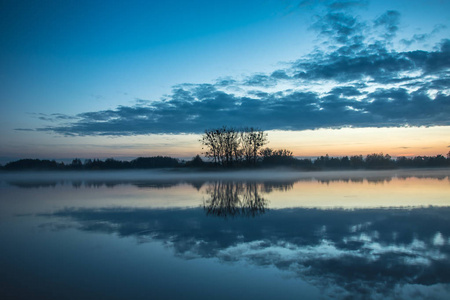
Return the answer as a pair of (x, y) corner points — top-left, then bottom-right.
(1, 168), (449, 184)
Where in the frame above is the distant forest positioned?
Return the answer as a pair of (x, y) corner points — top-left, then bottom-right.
(1, 153), (449, 171)
(1, 127), (449, 171)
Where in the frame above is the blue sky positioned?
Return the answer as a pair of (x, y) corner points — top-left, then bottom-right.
(1, 0), (449, 162)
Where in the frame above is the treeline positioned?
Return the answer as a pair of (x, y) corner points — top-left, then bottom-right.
(1, 153), (449, 171)
(303, 153), (450, 170)
(257, 151), (450, 169)
(0, 156), (180, 171)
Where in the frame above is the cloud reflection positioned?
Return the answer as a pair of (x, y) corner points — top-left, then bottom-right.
(41, 204), (450, 299)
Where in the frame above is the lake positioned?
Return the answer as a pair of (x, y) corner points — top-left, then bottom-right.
(1, 169), (449, 299)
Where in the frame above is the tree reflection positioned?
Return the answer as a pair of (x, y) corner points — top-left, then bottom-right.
(5, 172), (448, 189)
(203, 182), (268, 217)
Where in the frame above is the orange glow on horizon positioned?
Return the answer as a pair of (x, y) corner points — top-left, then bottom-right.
(3, 126), (449, 160)
(267, 126), (450, 158)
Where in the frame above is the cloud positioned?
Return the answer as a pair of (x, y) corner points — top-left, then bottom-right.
(33, 113), (79, 122)
(311, 12), (366, 45)
(14, 128), (34, 132)
(401, 24), (447, 47)
(243, 74), (278, 87)
(374, 10), (401, 40)
(294, 38), (450, 83)
(297, 0), (369, 11)
(327, 0), (369, 11)
(38, 9), (450, 136)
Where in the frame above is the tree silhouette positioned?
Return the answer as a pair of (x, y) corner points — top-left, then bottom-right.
(201, 126), (266, 167)
(260, 147), (295, 166)
(365, 153), (394, 169)
(70, 158), (83, 170)
(185, 155), (205, 167)
(240, 127), (268, 165)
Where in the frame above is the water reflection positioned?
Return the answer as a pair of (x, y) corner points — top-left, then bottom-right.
(42, 205), (450, 298)
(201, 180), (298, 218)
(3, 170), (449, 298)
(3, 169), (449, 190)
(203, 182), (269, 218)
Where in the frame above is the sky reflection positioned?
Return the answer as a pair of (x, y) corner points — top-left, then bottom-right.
(42, 206), (450, 299)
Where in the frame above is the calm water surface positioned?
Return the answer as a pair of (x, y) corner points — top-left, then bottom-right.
(1, 169), (449, 299)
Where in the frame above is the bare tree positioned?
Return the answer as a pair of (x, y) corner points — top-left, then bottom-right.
(221, 126), (240, 166)
(201, 126), (241, 166)
(240, 127), (268, 165)
(201, 129), (220, 164)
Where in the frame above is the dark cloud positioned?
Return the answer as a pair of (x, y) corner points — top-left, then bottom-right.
(374, 10), (401, 40)
(401, 33), (432, 47)
(33, 113), (79, 122)
(37, 8), (450, 136)
(243, 74), (277, 87)
(270, 70), (291, 79)
(311, 12), (366, 45)
(401, 24), (447, 47)
(327, 0), (369, 10)
(215, 77), (237, 87)
(297, 0), (369, 11)
(295, 39), (450, 83)
(38, 79), (450, 136)
(14, 128), (34, 131)
(329, 86), (364, 97)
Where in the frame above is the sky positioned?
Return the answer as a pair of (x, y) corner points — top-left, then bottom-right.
(1, 0), (449, 163)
